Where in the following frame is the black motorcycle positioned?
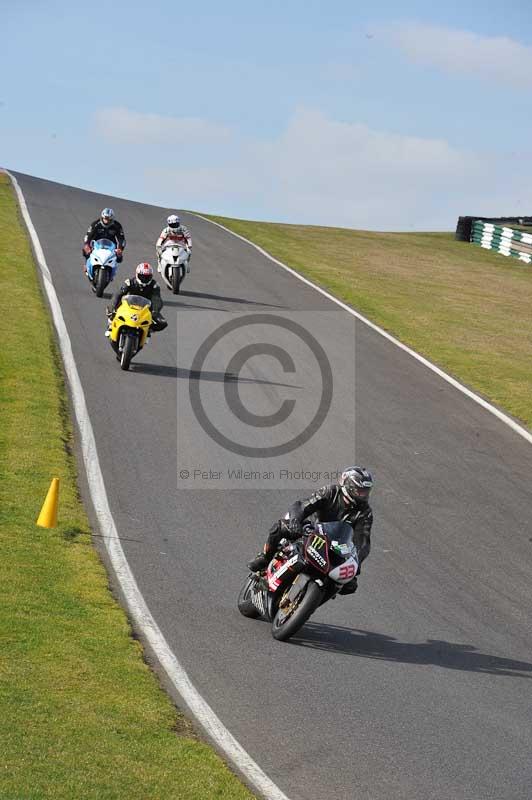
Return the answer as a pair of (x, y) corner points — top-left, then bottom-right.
(238, 521), (359, 641)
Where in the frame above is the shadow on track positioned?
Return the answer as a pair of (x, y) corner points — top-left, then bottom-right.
(178, 289), (286, 308)
(133, 362), (302, 389)
(161, 298), (231, 312)
(62, 525), (142, 543)
(291, 623), (532, 678)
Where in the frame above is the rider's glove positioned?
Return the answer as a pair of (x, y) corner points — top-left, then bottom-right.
(116, 247), (123, 257)
(83, 243), (91, 256)
(288, 517), (302, 538)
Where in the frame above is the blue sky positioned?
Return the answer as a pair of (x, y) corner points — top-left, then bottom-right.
(2, 0), (531, 229)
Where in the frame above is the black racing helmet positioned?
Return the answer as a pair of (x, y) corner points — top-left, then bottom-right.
(339, 466), (373, 503)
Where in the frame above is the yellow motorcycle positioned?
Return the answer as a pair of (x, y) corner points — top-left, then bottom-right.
(107, 294), (152, 370)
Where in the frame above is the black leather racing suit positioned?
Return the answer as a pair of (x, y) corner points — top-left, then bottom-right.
(83, 219), (126, 260)
(263, 484), (373, 593)
(110, 277), (167, 331)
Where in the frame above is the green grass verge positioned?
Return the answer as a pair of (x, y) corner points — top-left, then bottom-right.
(0, 172), (254, 799)
(205, 214), (532, 429)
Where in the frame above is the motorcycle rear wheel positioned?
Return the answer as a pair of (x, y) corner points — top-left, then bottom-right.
(271, 579), (323, 642)
(120, 335), (135, 371)
(237, 575), (261, 618)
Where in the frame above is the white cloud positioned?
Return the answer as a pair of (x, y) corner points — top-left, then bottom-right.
(94, 106), (532, 230)
(244, 109), (481, 228)
(384, 23), (532, 88)
(93, 106), (232, 145)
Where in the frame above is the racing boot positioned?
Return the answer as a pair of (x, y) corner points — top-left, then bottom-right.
(339, 577), (358, 595)
(248, 522), (285, 572)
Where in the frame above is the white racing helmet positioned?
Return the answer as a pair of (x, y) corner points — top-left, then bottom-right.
(135, 262), (153, 286)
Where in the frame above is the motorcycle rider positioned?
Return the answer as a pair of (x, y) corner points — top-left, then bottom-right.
(156, 214), (192, 272)
(83, 208), (126, 264)
(248, 466), (374, 595)
(107, 262), (168, 332)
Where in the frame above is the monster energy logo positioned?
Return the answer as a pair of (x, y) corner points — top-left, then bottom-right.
(311, 534), (326, 550)
(307, 546), (326, 567)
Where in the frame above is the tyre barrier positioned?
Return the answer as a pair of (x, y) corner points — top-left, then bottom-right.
(455, 215), (532, 242)
(469, 220), (532, 264)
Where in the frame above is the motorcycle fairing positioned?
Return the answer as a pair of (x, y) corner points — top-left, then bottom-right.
(304, 531), (330, 573)
(158, 245), (188, 286)
(87, 239), (118, 281)
(110, 295), (152, 349)
(266, 554), (299, 591)
(328, 556), (359, 584)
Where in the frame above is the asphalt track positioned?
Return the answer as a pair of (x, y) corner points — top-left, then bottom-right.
(14, 172), (532, 800)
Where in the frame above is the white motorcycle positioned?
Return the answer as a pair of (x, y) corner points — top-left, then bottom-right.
(157, 243), (189, 294)
(86, 238), (119, 297)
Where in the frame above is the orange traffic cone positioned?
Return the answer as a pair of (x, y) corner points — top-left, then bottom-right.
(36, 478), (60, 528)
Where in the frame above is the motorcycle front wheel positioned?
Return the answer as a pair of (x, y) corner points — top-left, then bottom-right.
(95, 267), (108, 297)
(271, 579), (323, 642)
(120, 334), (135, 371)
(237, 575), (261, 618)
(171, 266), (182, 294)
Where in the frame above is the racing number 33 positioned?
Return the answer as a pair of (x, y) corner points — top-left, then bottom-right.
(339, 563), (356, 580)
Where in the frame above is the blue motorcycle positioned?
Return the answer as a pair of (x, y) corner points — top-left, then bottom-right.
(86, 238), (119, 297)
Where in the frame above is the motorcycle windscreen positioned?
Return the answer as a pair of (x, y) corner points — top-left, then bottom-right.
(320, 520), (356, 557)
(92, 238), (116, 250)
(124, 294), (151, 309)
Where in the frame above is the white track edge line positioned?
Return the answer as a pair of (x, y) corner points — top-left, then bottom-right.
(7, 171), (291, 800)
(193, 213), (532, 446)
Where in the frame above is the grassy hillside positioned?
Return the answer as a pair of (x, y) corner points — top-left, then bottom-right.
(0, 172), (254, 799)
(206, 215), (532, 429)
